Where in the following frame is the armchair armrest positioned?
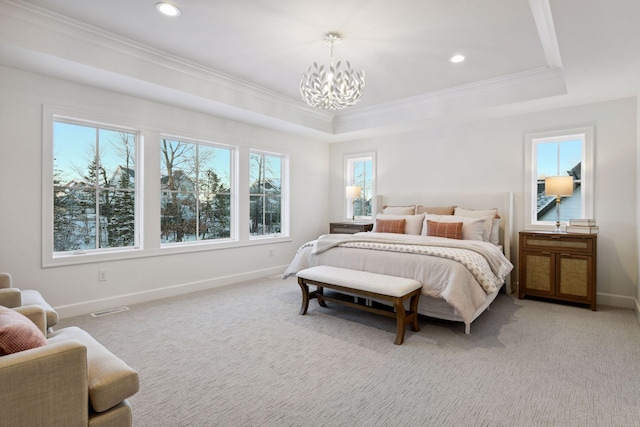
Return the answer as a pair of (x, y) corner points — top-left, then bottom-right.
(0, 288), (21, 308)
(14, 305), (47, 335)
(0, 272), (11, 289)
(0, 340), (89, 426)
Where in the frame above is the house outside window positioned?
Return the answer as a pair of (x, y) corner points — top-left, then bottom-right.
(345, 153), (376, 219)
(524, 127), (594, 229)
(249, 151), (287, 237)
(161, 137), (233, 243)
(52, 119), (139, 253)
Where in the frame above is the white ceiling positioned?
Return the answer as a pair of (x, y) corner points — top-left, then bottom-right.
(1, 0), (639, 140)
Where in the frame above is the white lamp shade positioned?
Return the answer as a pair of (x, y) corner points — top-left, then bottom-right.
(346, 185), (362, 199)
(545, 176), (574, 196)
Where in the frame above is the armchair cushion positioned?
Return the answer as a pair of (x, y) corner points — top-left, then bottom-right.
(0, 306), (47, 355)
(48, 327), (139, 413)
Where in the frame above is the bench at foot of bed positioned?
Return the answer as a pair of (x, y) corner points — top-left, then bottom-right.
(296, 266), (422, 345)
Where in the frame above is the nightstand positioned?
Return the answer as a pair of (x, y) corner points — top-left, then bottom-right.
(329, 222), (373, 234)
(518, 230), (597, 310)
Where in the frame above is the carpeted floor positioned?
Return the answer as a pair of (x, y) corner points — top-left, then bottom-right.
(57, 276), (640, 427)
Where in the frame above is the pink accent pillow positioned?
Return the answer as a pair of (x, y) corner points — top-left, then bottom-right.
(0, 306), (47, 356)
(426, 220), (463, 240)
(375, 219), (406, 234)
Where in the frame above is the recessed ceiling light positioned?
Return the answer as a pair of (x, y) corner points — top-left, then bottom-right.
(156, 2), (181, 17)
(450, 54), (465, 63)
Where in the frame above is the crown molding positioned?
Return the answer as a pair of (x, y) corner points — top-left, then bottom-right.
(0, 1), (335, 131)
(0, 0), (568, 142)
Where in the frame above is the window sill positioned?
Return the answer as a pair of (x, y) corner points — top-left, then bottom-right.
(44, 236), (292, 267)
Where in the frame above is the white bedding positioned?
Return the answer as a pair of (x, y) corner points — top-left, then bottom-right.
(283, 232), (514, 324)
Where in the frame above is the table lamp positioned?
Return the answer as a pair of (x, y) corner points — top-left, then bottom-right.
(545, 176), (574, 230)
(346, 185), (362, 221)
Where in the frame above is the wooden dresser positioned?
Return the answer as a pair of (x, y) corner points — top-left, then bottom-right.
(329, 222), (373, 234)
(518, 230), (597, 310)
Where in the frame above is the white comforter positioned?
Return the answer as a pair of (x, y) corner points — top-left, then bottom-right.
(283, 233), (514, 323)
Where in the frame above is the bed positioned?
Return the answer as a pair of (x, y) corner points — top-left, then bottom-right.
(284, 192), (515, 334)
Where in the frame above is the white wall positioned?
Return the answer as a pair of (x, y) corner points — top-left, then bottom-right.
(330, 98), (638, 308)
(0, 65), (330, 317)
(637, 96), (640, 322)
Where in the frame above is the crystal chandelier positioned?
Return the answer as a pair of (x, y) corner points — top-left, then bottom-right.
(300, 32), (365, 110)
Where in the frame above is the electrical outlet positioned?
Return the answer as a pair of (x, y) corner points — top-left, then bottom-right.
(98, 269), (107, 282)
(269, 248), (274, 257)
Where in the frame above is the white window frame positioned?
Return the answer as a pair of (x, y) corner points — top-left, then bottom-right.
(249, 149), (289, 239)
(524, 126), (594, 230)
(344, 152), (376, 220)
(43, 109), (142, 266)
(42, 106), (292, 268)
(159, 135), (237, 246)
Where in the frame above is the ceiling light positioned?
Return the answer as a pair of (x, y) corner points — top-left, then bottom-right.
(450, 54), (465, 63)
(300, 32), (365, 110)
(156, 2), (181, 17)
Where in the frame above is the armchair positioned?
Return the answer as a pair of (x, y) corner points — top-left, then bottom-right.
(0, 306), (139, 427)
(0, 272), (59, 329)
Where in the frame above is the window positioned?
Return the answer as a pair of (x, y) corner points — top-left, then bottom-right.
(52, 119), (139, 253)
(249, 151), (287, 237)
(345, 153), (376, 219)
(44, 107), (291, 267)
(161, 137), (233, 244)
(524, 127), (594, 229)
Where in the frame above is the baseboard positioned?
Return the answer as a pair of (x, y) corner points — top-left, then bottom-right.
(55, 265), (288, 319)
(596, 292), (636, 309)
(511, 282), (634, 309)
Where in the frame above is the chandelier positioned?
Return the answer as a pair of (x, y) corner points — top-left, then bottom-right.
(300, 32), (365, 110)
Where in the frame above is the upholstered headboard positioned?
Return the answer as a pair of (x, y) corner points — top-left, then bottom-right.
(379, 192), (514, 292)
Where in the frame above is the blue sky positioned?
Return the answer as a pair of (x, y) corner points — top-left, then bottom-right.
(54, 121), (231, 187)
(536, 139), (582, 179)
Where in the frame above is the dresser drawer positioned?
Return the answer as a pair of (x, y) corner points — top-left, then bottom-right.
(329, 222), (373, 234)
(521, 234), (594, 253)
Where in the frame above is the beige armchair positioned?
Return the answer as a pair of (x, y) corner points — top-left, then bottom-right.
(0, 306), (139, 427)
(0, 272), (59, 329)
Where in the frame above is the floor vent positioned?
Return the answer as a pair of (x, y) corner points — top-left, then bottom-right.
(91, 306), (129, 317)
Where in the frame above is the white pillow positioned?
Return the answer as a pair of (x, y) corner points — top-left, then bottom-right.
(382, 205), (416, 215)
(490, 218), (501, 245)
(421, 214), (485, 241)
(374, 213), (425, 235)
(454, 207), (499, 242)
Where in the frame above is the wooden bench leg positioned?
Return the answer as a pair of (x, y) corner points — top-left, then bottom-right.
(316, 286), (328, 307)
(409, 291), (420, 332)
(297, 278), (310, 315)
(393, 297), (407, 345)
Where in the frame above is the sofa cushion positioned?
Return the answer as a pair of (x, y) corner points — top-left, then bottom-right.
(0, 305), (47, 355)
(48, 327), (139, 413)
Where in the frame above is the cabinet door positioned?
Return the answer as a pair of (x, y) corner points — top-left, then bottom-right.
(557, 254), (592, 300)
(522, 251), (555, 296)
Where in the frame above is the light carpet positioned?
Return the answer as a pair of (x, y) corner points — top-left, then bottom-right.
(57, 276), (640, 427)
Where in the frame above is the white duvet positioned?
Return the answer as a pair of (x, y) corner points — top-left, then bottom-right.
(283, 232), (514, 324)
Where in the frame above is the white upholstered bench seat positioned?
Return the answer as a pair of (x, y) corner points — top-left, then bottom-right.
(296, 266), (422, 345)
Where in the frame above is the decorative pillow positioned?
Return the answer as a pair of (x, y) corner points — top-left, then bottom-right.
(426, 220), (463, 239)
(0, 306), (47, 356)
(490, 218), (501, 245)
(375, 219), (406, 234)
(421, 214), (485, 241)
(373, 213), (425, 235)
(382, 205), (416, 215)
(416, 205), (456, 215)
(454, 207), (500, 243)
